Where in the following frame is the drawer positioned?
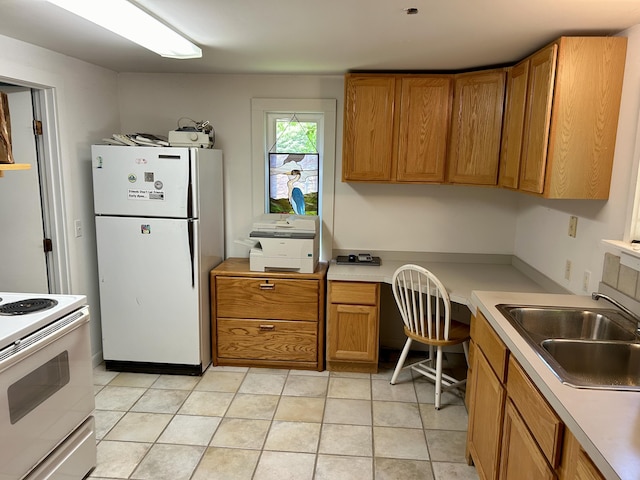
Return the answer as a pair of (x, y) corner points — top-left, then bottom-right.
(507, 356), (563, 468)
(216, 277), (318, 321)
(329, 281), (379, 305)
(217, 318), (317, 362)
(471, 311), (508, 382)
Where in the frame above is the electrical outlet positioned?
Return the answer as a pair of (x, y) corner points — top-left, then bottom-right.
(582, 270), (591, 292)
(74, 219), (83, 238)
(565, 260), (572, 281)
(568, 216), (578, 238)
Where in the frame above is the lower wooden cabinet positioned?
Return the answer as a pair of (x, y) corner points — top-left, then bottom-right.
(466, 314), (508, 480)
(500, 400), (555, 480)
(210, 258), (327, 371)
(466, 312), (604, 480)
(558, 430), (606, 480)
(326, 281), (380, 372)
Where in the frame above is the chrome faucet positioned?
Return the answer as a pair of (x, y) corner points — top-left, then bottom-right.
(592, 292), (640, 333)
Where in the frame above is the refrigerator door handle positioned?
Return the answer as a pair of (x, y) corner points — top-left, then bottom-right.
(188, 220), (195, 287)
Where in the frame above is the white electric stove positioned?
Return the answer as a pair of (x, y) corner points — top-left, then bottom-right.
(0, 292), (96, 480)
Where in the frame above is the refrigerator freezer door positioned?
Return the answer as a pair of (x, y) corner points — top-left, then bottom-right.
(92, 145), (193, 218)
(96, 215), (202, 366)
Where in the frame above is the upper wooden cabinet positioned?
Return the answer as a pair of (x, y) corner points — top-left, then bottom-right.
(343, 36), (627, 197)
(508, 37), (627, 199)
(448, 69), (506, 185)
(342, 75), (396, 181)
(498, 60), (530, 189)
(342, 73), (452, 183)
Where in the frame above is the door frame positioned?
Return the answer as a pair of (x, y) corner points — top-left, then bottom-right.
(32, 87), (71, 293)
(1, 76), (70, 294)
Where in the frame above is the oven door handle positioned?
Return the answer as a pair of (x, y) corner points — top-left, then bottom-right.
(0, 306), (90, 373)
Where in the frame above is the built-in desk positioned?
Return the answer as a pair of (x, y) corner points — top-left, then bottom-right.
(326, 255), (556, 372)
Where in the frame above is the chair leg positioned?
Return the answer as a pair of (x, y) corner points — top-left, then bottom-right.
(463, 341), (470, 366)
(390, 338), (412, 385)
(434, 346), (443, 410)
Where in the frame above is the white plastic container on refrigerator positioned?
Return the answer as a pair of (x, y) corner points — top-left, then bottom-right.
(92, 145), (224, 375)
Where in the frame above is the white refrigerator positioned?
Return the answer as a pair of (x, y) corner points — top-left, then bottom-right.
(92, 145), (224, 374)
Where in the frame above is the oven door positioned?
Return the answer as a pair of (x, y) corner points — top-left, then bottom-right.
(0, 306), (95, 480)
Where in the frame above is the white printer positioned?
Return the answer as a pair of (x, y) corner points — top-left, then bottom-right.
(249, 214), (319, 273)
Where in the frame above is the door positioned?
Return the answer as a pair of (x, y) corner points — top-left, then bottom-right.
(342, 75), (396, 181)
(91, 145), (192, 218)
(448, 70), (506, 185)
(0, 87), (48, 293)
(519, 43), (558, 194)
(95, 216), (200, 365)
(396, 76), (452, 183)
(498, 60), (530, 189)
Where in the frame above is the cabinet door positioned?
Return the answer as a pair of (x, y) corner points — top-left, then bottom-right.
(328, 304), (378, 362)
(396, 76), (452, 182)
(519, 43), (558, 194)
(448, 70), (506, 185)
(499, 400), (555, 480)
(466, 346), (506, 480)
(498, 60), (530, 189)
(342, 75), (396, 181)
(545, 37), (627, 199)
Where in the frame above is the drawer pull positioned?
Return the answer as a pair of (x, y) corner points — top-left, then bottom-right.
(259, 282), (275, 290)
(259, 324), (275, 330)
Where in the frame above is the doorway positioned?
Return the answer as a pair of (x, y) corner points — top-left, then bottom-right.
(0, 81), (69, 294)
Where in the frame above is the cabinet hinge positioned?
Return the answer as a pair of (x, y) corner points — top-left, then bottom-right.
(33, 120), (43, 136)
(43, 238), (53, 252)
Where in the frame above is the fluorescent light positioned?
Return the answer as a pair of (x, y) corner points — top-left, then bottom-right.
(46, 0), (202, 59)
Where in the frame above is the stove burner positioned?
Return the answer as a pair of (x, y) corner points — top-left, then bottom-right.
(0, 298), (58, 316)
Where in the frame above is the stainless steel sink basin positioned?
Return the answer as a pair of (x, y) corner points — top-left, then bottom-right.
(541, 339), (640, 391)
(496, 304), (640, 391)
(497, 305), (637, 342)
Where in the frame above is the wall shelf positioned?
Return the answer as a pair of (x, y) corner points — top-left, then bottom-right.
(0, 163), (31, 177)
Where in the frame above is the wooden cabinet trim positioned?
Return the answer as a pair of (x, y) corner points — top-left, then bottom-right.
(329, 280), (379, 305)
(500, 400), (555, 480)
(447, 69), (506, 186)
(471, 312), (508, 382)
(216, 276), (319, 321)
(499, 59), (530, 189)
(466, 344), (506, 480)
(507, 356), (564, 468)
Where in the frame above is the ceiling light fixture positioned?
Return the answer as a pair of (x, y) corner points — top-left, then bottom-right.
(46, 0), (202, 59)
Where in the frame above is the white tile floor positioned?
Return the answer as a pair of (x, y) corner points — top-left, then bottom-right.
(88, 354), (479, 480)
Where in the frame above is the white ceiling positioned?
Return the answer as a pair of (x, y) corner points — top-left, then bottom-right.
(1, 0), (640, 74)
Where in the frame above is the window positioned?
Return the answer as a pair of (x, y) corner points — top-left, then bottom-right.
(268, 117), (319, 215)
(251, 99), (336, 261)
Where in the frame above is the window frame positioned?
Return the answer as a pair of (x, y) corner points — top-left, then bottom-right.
(251, 98), (336, 262)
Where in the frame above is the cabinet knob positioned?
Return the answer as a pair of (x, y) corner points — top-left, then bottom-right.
(259, 282), (275, 290)
(259, 324), (275, 331)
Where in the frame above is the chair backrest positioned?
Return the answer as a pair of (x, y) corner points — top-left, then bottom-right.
(392, 264), (452, 341)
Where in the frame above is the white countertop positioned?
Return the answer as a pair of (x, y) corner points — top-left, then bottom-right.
(327, 259), (548, 306)
(328, 258), (639, 478)
(472, 291), (640, 480)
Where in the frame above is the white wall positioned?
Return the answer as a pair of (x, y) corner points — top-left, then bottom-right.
(118, 74), (519, 258)
(514, 25), (640, 294)
(0, 34), (120, 360)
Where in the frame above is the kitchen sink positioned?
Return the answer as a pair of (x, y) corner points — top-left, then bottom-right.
(496, 304), (640, 391)
(497, 305), (637, 342)
(541, 339), (640, 391)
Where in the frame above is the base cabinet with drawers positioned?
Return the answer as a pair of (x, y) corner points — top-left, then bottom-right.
(210, 258), (328, 371)
(466, 311), (605, 480)
(326, 280), (380, 373)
